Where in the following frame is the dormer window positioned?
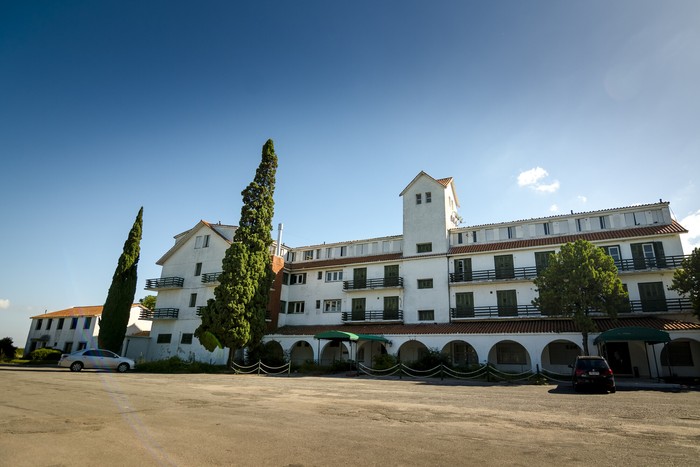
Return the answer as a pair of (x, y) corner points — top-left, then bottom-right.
(416, 193), (422, 205)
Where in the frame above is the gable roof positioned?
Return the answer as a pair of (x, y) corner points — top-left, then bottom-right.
(399, 171), (460, 207)
(30, 304), (144, 320)
(156, 220), (236, 265)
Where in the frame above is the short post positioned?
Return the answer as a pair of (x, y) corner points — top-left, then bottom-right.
(258, 359), (261, 376)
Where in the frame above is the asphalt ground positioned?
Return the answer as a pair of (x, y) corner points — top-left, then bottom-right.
(1, 366), (699, 466)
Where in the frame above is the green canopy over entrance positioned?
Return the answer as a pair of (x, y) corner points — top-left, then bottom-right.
(314, 330), (359, 341)
(593, 327), (671, 345)
(356, 333), (391, 343)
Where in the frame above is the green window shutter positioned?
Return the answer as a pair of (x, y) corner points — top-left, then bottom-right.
(455, 292), (474, 318)
(351, 298), (366, 320)
(497, 290), (518, 316)
(535, 251), (554, 273)
(494, 255), (514, 279)
(384, 265), (399, 286)
(631, 243), (646, 269)
(653, 242), (666, 267)
(384, 296), (399, 320)
(637, 282), (667, 312)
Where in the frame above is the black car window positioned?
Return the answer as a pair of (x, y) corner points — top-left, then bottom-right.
(578, 359), (608, 370)
(83, 350), (98, 357)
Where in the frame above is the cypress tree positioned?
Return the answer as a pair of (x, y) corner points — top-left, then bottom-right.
(98, 207), (143, 353)
(195, 140), (278, 362)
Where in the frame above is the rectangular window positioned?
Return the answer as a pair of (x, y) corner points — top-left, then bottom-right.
(57, 318), (64, 330)
(202, 235), (210, 248)
(599, 216), (609, 229)
(507, 226), (515, 239)
(543, 222), (551, 235)
(425, 192), (432, 203)
(83, 317), (92, 329)
(315, 300), (321, 309)
(195, 263), (202, 276)
(70, 318), (78, 329)
(157, 334), (172, 344)
(384, 296), (399, 320)
(494, 254), (515, 279)
(351, 298), (366, 320)
(384, 265), (399, 286)
(316, 249), (321, 259)
(77, 342), (87, 351)
(46, 319), (52, 330)
(576, 218), (584, 232)
(325, 247), (333, 259)
(418, 309), (434, 321)
(181, 333), (193, 345)
(290, 273), (307, 285)
(416, 193), (422, 204)
(497, 290), (518, 316)
(324, 299), (341, 313)
(282, 272), (289, 285)
(304, 250), (313, 260)
(417, 279), (433, 289)
(325, 271), (343, 282)
(286, 251), (296, 262)
(454, 258), (472, 282)
(472, 231), (477, 243)
(603, 245), (622, 267)
(457, 232), (463, 244)
(195, 235), (203, 248)
(317, 271), (322, 280)
(417, 243), (432, 253)
(189, 293), (197, 307)
(35, 319), (42, 330)
(288, 302), (305, 314)
(63, 342), (73, 353)
(455, 292), (475, 318)
(340, 246), (347, 257)
(280, 300), (286, 314)
(631, 242), (665, 269)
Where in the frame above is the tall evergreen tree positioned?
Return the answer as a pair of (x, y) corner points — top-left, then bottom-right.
(532, 239), (628, 355)
(195, 140), (278, 362)
(98, 207), (143, 353)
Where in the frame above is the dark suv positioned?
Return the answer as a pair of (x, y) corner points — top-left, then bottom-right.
(571, 356), (616, 393)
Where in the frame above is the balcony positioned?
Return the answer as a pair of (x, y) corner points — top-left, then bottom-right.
(343, 277), (404, 291)
(341, 309), (404, 323)
(140, 308), (179, 320)
(201, 272), (222, 284)
(624, 298), (692, 313)
(615, 255), (689, 272)
(145, 277), (184, 290)
(450, 267), (538, 284)
(450, 305), (541, 320)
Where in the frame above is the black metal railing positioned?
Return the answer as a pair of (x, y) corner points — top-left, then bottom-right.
(450, 267), (539, 283)
(145, 277), (184, 289)
(343, 277), (404, 290)
(450, 305), (541, 319)
(615, 255), (689, 272)
(140, 308), (179, 320)
(625, 298), (692, 313)
(201, 272), (222, 284)
(341, 309), (404, 322)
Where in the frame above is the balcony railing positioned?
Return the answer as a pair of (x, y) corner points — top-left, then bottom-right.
(450, 305), (541, 320)
(140, 308), (179, 320)
(145, 277), (184, 290)
(201, 272), (222, 284)
(450, 267), (539, 284)
(624, 298), (692, 313)
(343, 277), (404, 291)
(615, 255), (689, 272)
(341, 309), (403, 322)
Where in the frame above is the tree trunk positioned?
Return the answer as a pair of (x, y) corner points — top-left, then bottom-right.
(581, 331), (590, 356)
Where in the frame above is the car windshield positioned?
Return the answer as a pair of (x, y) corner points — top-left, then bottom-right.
(578, 359), (609, 370)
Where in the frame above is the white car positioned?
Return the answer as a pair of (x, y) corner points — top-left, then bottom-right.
(58, 349), (135, 372)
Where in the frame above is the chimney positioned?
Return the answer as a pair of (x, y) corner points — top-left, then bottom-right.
(276, 223), (284, 257)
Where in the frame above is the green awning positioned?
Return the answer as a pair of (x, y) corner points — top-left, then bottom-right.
(594, 327), (671, 345)
(314, 330), (359, 341)
(356, 334), (391, 343)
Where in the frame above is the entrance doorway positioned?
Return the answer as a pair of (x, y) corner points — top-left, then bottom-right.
(605, 342), (633, 375)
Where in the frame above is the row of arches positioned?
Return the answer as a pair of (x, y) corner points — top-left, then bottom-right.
(263, 336), (700, 377)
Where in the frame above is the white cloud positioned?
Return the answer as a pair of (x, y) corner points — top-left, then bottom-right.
(679, 209), (700, 253)
(517, 167), (560, 193)
(0, 299), (9, 309)
(517, 167), (548, 187)
(578, 195), (588, 203)
(549, 204), (559, 212)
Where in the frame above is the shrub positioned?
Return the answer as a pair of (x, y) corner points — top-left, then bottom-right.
(28, 348), (62, 361)
(372, 353), (397, 370)
(134, 356), (228, 374)
(408, 348), (451, 371)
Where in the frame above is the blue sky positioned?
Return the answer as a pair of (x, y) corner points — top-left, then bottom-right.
(2, 1), (699, 345)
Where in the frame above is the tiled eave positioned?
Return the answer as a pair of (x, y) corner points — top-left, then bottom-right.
(287, 253), (403, 271)
(30, 304), (145, 320)
(271, 317), (700, 338)
(449, 221), (687, 255)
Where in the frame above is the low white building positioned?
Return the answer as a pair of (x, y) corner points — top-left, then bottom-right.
(24, 304), (151, 360)
(145, 171), (700, 379)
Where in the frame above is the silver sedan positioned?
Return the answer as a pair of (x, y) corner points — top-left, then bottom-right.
(57, 349), (135, 372)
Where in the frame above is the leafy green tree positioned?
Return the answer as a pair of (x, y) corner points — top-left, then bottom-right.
(98, 207), (143, 353)
(0, 337), (17, 360)
(195, 140), (278, 363)
(139, 295), (156, 310)
(532, 239), (628, 355)
(670, 247), (700, 319)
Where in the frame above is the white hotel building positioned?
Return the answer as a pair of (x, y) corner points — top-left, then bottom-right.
(144, 172), (700, 378)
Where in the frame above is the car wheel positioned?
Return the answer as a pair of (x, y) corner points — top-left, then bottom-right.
(70, 361), (83, 372)
(117, 362), (130, 373)
(610, 387), (616, 394)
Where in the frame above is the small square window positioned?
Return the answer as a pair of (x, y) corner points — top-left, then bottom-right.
(157, 334), (172, 344)
(418, 310), (434, 321)
(417, 243), (432, 253)
(181, 333), (193, 345)
(417, 279), (433, 289)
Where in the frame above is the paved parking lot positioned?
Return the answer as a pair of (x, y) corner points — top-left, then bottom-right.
(1, 366), (699, 466)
